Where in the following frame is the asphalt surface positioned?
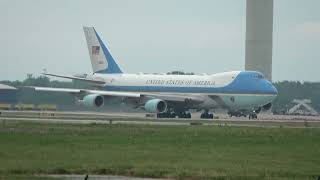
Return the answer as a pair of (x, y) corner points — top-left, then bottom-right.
(45, 174), (164, 180)
(1, 110), (320, 128)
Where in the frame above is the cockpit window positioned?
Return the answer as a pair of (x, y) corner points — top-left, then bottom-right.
(253, 73), (264, 79)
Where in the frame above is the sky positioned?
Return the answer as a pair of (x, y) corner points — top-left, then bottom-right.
(1, 0), (320, 82)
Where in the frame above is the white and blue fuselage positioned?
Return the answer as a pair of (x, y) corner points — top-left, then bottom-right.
(92, 70), (277, 110)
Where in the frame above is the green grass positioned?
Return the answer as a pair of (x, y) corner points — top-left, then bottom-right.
(0, 120), (320, 179)
(0, 175), (57, 180)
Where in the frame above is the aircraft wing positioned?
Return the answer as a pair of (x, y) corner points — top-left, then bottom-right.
(43, 73), (106, 85)
(28, 87), (141, 98)
(27, 87), (204, 102)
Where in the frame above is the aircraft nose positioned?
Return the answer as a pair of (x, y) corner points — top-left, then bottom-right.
(266, 80), (278, 95)
(271, 84), (278, 95)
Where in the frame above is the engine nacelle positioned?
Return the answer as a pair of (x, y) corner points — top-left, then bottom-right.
(263, 103), (272, 111)
(82, 94), (104, 108)
(144, 99), (167, 113)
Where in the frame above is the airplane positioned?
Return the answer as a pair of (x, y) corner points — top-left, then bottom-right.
(29, 27), (278, 119)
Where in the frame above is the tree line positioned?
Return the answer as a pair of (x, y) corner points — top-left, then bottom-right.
(0, 74), (90, 108)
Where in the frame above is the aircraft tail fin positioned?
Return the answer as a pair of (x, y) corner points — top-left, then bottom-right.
(83, 27), (123, 74)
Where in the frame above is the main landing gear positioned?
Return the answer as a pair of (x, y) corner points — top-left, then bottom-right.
(157, 109), (191, 119)
(177, 111), (192, 118)
(156, 109), (214, 119)
(200, 110), (214, 119)
(156, 111), (176, 118)
(248, 113), (257, 119)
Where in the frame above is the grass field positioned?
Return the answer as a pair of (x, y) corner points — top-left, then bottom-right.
(0, 120), (319, 179)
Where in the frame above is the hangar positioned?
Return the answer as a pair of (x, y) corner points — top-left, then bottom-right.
(0, 84), (17, 104)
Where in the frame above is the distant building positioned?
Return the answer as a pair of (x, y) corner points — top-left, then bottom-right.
(245, 0), (274, 81)
(0, 84), (17, 104)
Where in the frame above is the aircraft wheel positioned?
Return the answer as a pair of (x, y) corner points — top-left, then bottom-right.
(253, 114), (257, 119)
(157, 113), (162, 118)
(186, 113), (192, 119)
(200, 114), (204, 119)
(178, 113), (186, 119)
(249, 113), (257, 119)
(157, 113), (168, 118)
(200, 113), (213, 119)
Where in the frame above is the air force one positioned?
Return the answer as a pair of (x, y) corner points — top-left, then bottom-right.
(30, 27), (278, 119)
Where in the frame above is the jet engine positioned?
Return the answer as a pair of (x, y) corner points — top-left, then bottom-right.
(263, 103), (272, 111)
(144, 99), (167, 113)
(82, 94), (104, 108)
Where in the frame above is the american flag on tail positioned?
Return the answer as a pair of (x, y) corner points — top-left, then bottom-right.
(92, 46), (100, 55)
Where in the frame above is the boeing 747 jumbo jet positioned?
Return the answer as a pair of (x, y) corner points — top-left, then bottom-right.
(30, 27), (278, 119)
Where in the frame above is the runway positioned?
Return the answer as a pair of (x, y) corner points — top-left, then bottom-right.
(1, 110), (320, 128)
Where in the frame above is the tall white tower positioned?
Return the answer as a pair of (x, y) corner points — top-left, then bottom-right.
(245, 0), (274, 81)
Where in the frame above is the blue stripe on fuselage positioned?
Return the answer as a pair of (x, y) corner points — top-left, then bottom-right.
(103, 71), (278, 95)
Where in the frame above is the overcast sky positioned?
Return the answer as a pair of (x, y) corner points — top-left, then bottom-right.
(1, 0), (320, 82)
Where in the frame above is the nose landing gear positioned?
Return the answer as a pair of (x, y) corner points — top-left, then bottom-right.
(228, 109), (259, 119)
(249, 107), (261, 119)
